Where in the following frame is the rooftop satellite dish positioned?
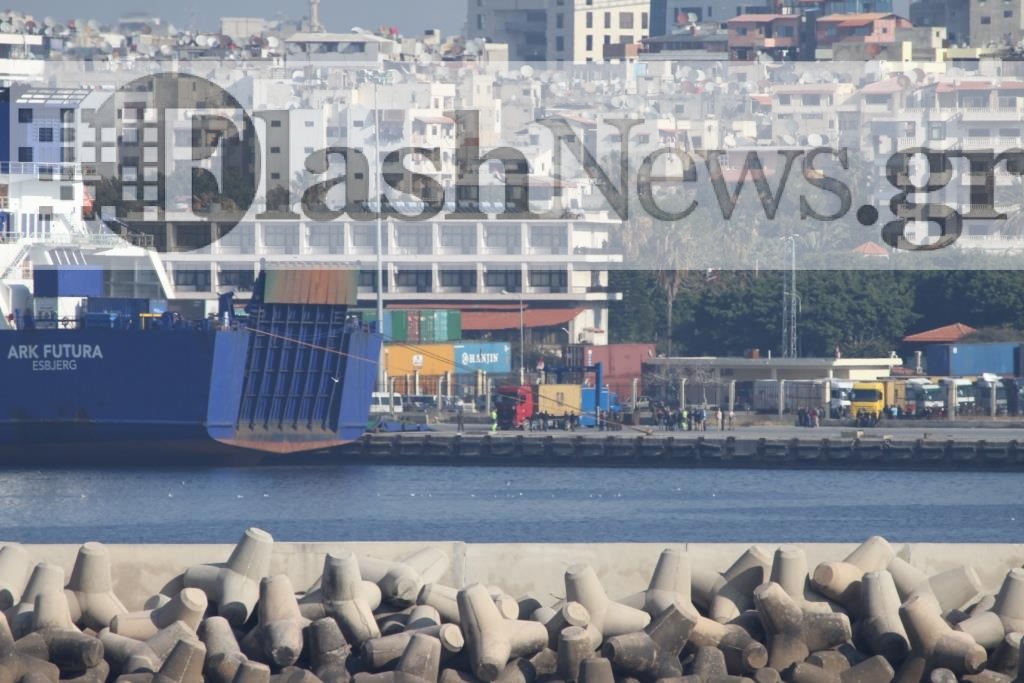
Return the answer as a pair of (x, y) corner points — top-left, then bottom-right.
(781, 134), (796, 145)
(208, 36), (220, 48)
(519, 64), (534, 78)
(159, 43), (172, 56)
(679, 65), (692, 80)
(807, 133), (824, 146)
(610, 95), (624, 108)
(87, 19), (100, 31)
(785, 119), (799, 134)
(195, 34), (209, 47)
(267, 35), (280, 49)
(694, 69), (706, 81)
(723, 134), (737, 147)
(704, 82), (716, 95)
(385, 68), (404, 84)
(0, 22), (10, 33)
(43, 16), (56, 27)
(583, 81), (596, 94)
(550, 82), (568, 97)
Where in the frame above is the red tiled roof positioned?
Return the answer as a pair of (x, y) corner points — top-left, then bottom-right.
(902, 323), (977, 344)
(860, 78), (906, 94)
(462, 308), (583, 331)
(852, 241), (889, 255)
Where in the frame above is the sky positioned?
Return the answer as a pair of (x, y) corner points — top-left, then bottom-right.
(9, 0), (466, 36)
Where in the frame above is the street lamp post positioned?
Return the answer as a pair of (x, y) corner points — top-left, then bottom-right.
(518, 287), (524, 385)
(503, 288), (526, 385)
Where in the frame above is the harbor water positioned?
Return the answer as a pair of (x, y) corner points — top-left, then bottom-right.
(0, 465), (1021, 543)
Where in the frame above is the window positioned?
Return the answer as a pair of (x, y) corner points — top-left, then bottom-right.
(1006, 10), (1014, 17)
(440, 270), (476, 290)
(218, 268), (255, 291)
(270, 120), (282, 127)
(477, 14), (483, 29)
(38, 128), (53, 142)
(61, 148), (76, 162)
(802, 94), (822, 106)
(17, 147), (31, 162)
(484, 269), (521, 291)
(642, 12), (648, 29)
(270, 146), (281, 153)
(395, 225), (431, 252)
(981, 16), (992, 23)
(556, 13), (564, 28)
(556, 36), (565, 51)
(358, 270), (381, 290)
(61, 127), (75, 142)
(439, 225), (476, 252)
(778, 94), (791, 105)
(586, 35), (593, 50)
(586, 11), (592, 28)
(395, 270), (431, 292)
(60, 186), (74, 201)
(604, 12), (611, 28)
(304, 120), (314, 127)
(173, 270), (212, 292)
(621, 34), (633, 43)
(17, 109), (31, 123)
(60, 108), (74, 124)
(620, 12), (634, 29)
(528, 269), (567, 291)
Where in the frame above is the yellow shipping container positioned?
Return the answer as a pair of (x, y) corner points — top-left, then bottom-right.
(384, 343), (455, 377)
(537, 384), (582, 417)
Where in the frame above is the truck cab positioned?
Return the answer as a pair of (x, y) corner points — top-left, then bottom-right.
(495, 385), (532, 430)
(850, 381), (885, 422)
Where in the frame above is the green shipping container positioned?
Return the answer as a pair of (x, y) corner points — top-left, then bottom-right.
(447, 310), (461, 341)
(390, 310), (408, 342)
(435, 310), (448, 342)
(419, 310), (435, 343)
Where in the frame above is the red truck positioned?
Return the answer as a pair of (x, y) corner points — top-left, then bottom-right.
(495, 384), (582, 429)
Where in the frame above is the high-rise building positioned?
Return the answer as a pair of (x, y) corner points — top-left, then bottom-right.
(467, 0), (651, 62)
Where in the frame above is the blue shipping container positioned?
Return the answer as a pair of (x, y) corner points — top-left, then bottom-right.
(453, 342), (511, 375)
(579, 387), (621, 427)
(33, 267), (104, 298)
(926, 342), (1020, 376)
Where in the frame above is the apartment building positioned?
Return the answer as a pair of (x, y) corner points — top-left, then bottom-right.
(969, 0), (1024, 48)
(467, 0), (650, 63)
(725, 14), (801, 60)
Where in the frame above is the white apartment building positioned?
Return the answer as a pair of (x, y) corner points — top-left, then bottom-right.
(467, 0), (650, 63)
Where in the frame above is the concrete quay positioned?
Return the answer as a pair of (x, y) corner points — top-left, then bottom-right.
(342, 430), (1024, 470)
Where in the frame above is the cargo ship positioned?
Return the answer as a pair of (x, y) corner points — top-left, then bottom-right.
(0, 265), (380, 464)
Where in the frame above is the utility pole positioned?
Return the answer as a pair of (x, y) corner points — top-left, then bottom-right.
(781, 235), (799, 358)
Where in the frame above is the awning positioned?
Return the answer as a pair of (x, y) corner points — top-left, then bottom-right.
(462, 308), (583, 331)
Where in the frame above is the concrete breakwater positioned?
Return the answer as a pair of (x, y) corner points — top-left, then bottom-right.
(344, 434), (1024, 470)
(0, 535), (1023, 682)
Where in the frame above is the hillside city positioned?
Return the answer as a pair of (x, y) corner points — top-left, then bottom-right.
(3, 0), (1024, 422)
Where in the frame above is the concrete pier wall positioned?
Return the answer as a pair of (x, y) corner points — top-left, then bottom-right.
(5, 542), (1023, 610)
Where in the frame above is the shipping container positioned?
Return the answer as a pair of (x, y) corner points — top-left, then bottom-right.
(565, 343), (655, 378)
(390, 310), (408, 342)
(419, 310), (436, 343)
(406, 311), (420, 343)
(926, 342), (1020, 377)
(262, 269), (358, 306)
(536, 384), (582, 417)
(453, 342), (511, 375)
(751, 379), (827, 413)
(447, 310), (462, 340)
(384, 342), (455, 377)
(33, 266), (103, 298)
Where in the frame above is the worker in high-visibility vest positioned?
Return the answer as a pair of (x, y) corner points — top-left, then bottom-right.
(490, 409), (498, 432)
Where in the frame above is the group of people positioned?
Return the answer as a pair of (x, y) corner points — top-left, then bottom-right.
(796, 406), (823, 428)
(654, 406), (734, 431)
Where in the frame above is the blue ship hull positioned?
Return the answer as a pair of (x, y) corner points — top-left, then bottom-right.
(0, 324), (381, 463)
